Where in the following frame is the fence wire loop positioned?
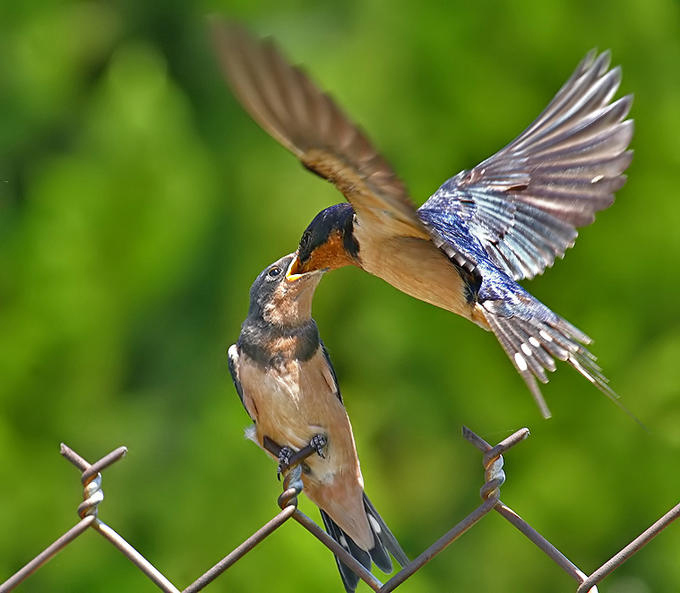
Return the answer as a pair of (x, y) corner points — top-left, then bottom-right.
(278, 464), (304, 509)
(2, 426), (678, 593)
(78, 474), (103, 518)
(59, 443), (127, 519)
(284, 463), (304, 493)
(464, 425), (526, 503)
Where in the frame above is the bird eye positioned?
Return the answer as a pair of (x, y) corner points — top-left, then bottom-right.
(267, 266), (281, 278)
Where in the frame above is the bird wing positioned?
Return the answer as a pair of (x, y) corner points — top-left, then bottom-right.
(419, 50), (633, 280)
(212, 22), (430, 241)
(320, 339), (344, 404)
(228, 344), (254, 420)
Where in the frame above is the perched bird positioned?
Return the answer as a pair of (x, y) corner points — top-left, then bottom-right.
(228, 253), (408, 592)
(214, 24), (633, 418)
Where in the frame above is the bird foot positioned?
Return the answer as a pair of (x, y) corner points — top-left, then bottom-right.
(309, 433), (328, 459)
(277, 435), (328, 479)
(277, 446), (295, 480)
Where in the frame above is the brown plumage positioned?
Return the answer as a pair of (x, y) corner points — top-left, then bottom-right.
(228, 254), (408, 591)
(215, 23), (633, 418)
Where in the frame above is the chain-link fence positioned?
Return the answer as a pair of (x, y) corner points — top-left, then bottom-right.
(1, 426), (678, 593)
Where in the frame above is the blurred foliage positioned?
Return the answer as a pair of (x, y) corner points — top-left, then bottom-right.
(1, 0), (679, 592)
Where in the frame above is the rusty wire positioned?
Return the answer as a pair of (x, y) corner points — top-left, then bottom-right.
(1, 427), (678, 593)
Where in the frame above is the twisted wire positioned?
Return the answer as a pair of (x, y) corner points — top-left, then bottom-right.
(1, 429), (678, 593)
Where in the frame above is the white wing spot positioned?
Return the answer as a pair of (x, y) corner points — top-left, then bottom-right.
(339, 534), (348, 548)
(529, 337), (541, 348)
(539, 330), (553, 342)
(368, 514), (381, 534)
(514, 352), (528, 372)
(591, 174), (604, 183)
(521, 343), (532, 356)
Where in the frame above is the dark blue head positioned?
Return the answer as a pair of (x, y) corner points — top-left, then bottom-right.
(296, 203), (359, 273)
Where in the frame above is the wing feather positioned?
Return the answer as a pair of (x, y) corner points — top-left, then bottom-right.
(227, 344), (251, 418)
(212, 22), (429, 240)
(420, 50), (633, 280)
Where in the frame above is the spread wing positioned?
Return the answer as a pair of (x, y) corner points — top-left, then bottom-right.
(420, 50), (633, 280)
(212, 22), (429, 240)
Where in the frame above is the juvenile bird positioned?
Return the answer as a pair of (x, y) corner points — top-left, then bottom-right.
(214, 25), (633, 418)
(228, 254), (408, 592)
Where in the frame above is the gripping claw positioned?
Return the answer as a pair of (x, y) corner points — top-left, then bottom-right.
(277, 446), (295, 480)
(309, 434), (328, 459)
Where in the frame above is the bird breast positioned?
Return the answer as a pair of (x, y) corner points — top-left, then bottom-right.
(238, 349), (360, 483)
(354, 227), (481, 322)
(238, 348), (373, 546)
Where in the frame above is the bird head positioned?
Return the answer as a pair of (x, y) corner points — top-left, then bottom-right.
(289, 204), (359, 276)
(248, 253), (324, 326)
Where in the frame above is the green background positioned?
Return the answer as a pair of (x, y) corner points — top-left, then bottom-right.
(1, 1), (679, 592)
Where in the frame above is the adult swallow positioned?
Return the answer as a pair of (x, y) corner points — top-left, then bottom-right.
(228, 254), (408, 592)
(214, 25), (633, 417)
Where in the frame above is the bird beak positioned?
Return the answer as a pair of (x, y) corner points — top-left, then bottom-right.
(286, 254), (324, 282)
(286, 254), (303, 281)
(286, 254), (308, 282)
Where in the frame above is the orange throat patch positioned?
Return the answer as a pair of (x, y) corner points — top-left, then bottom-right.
(303, 230), (358, 272)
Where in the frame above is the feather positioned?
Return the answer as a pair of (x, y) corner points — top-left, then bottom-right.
(420, 50), (632, 281)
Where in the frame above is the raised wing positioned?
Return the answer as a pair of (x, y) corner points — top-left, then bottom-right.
(420, 50), (633, 280)
(212, 22), (429, 240)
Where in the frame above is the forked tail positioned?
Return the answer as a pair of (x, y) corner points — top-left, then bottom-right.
(320, 493), (408, 593)
(478, 286), (618, 419)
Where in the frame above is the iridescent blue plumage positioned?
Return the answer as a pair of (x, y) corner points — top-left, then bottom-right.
(419, 50), (632, 282)
(418, 205), (617, 418)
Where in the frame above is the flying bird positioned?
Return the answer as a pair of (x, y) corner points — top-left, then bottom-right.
(214, 24), (633, 418)
(228, 254), (408, 592)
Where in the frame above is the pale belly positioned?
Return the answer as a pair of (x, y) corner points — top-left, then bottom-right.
(238, 351), (361, 486)
(254, 369), (328, 453)
(357, 234), (487, 327)
(238, 352), (372, 548)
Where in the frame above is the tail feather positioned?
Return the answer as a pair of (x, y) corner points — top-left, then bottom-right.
(320, 510), (370, 593)
(363, 494), (410, 568)
(481, 293), (618, 419)
(320, 495), (408, 593)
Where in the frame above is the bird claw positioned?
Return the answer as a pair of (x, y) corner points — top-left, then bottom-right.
(277, 446), (295, 480)
(310, 433), (328, 459)
(277, 435), (327, 479)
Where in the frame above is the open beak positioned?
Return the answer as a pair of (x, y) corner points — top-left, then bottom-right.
(286, 254), (305, 282)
